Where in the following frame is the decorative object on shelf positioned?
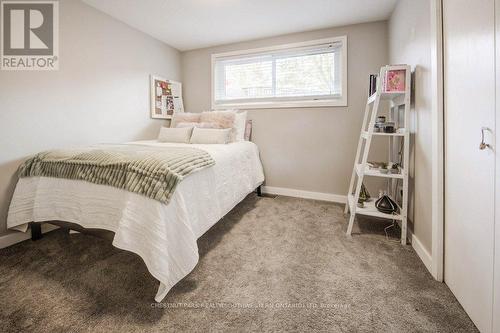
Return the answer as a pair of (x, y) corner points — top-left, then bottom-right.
(367, 161), (399, 174)
(369, 74), (378, 96)
(150, 75), (184, 119)
(375, 193), (398, 214)
(357, 183), (371, 204)
(375, 116), (386, 133)
(368, 161), (384, 169)
(389, 163), (400, 174)
(374, 115), (397, 133)
(384, 68), (406, 92)
(383, 121), (395, 133)
(379, 162), (389, 174)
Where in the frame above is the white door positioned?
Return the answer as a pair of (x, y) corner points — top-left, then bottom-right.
(443, 0), (496, 332)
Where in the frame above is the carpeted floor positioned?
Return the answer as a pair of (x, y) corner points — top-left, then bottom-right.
(0, 194), (477, 332)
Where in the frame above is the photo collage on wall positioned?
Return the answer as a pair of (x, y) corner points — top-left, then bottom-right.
(150, 75), (184, 119)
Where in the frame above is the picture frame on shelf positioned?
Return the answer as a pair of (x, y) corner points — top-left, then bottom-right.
(383, 68), (406, 92)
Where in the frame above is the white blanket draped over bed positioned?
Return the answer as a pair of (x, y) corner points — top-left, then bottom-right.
(7, 140), (265, 302)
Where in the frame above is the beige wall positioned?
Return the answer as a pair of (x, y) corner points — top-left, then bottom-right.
(389, 0), (432, 253)
(181, 21), (388, 197)
(0, 0), (180, 235)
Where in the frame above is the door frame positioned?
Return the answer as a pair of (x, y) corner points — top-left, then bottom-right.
(430, 0), (445, 282)
(494, 1), (500, 331)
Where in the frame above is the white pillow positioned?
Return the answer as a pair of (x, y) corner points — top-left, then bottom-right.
(190, 128), (231, 144)
(234, 111), (247, 141)
(157, 127), (193, 143)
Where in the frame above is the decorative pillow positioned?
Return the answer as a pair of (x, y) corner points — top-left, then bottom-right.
(190, 128), (231, 144)
(157, 127), (193, 143)
(176, 122), (218, 129)
(170, 112), (201, 128)
(200, 110), (236, 130)
(201, 110), (250, 141)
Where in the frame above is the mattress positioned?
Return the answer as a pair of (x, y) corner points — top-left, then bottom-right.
(7, 140), (265, 302)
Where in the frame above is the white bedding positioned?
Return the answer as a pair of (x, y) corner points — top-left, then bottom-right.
(7, 140), (264, 302)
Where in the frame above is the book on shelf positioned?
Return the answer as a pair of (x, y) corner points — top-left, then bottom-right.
(369, 74), (378, 96)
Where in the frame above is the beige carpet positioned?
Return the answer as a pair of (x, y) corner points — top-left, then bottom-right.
(0, 194), (477, 332)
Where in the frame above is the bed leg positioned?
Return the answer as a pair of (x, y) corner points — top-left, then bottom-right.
(256, 185), (262, 197)
(30, 222), (43, 241)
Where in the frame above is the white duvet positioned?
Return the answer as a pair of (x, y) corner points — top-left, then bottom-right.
(7, 140), (264, 302)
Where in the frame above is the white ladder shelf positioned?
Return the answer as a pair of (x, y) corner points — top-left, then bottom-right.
(344, 65), (411, 245)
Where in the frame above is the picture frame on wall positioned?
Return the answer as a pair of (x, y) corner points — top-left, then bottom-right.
(150, 75), (184, 119)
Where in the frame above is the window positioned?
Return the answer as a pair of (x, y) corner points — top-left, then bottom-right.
(211, 36), (347, 109)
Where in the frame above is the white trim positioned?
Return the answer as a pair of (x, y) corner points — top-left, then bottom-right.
(261, 185), (346, 203)
(211, 36), (348, 110)
(0, 224), (58, 249)
(430, 0), (445, 282)
(493, 0), (500, 331)
(212, 99), (346, 110)
(211, 37), (345, 58)
(411, 231), (433, 274)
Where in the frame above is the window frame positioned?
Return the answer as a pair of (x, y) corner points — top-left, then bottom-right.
(211, 36), (348, 110)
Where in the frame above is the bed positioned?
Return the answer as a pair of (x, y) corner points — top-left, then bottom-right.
(7, 140), (265, 302)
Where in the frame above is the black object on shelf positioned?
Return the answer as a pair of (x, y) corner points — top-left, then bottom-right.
(383, 122), (396, 133)
(375, 194), (398, 214)
(369, 74), (378, 96)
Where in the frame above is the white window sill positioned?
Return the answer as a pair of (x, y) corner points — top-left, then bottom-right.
(212, 98), (347, 110)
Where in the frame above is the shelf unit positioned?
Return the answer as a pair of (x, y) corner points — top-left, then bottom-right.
(355, 164), (405, 179)
(367, 91), (405, 104)
(344, 65), (411, 245)
(361, 130), (406, 139)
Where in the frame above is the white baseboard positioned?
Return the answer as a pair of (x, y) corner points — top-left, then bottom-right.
(0, 224), (59, 249)
(261, 186), (347, 204)
(410, 232), (433, 274)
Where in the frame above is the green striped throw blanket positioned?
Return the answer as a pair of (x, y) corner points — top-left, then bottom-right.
(18, 144), (215, 204)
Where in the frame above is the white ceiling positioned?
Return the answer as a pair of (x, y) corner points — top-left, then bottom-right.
(82, 0), (398, 51)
